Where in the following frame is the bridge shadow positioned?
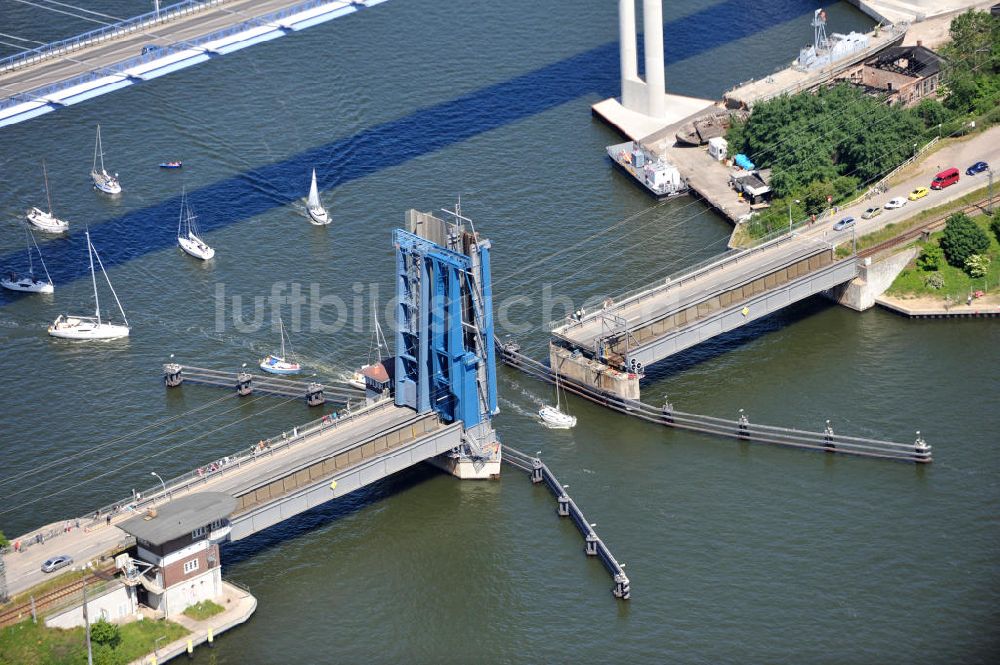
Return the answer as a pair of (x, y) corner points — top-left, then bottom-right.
(640, 296), (835, 384)
(0, 0), (817, 305)
(221, 462), (441, 566)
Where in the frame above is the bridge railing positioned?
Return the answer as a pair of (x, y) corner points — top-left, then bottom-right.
(549, 232), (829, 333)
(0, 0), (223, 75)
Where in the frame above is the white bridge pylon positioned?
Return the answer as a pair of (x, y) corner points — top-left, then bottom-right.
(619, 0), (668, 118)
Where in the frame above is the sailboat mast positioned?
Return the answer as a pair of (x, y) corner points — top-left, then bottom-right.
(178, 189), (185, 239)
(93, 126), (100, 172)
(29, 227), (53, 285)
(91, 237), (129, 328)
(42, 160), (53, 214)
(25, 225), (34, 275)
(279, 318), (286, 359)
(87, 231), (102, 324)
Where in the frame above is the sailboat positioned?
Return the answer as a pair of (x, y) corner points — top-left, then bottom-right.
(26, 160), (69, 234)
(306, 169), (329, 225)
(538, 370), (577, 428)
(347, 302), (389, 389)
(2, 224), (55, 294)
(259, 317), (301, 374)
(91, 124), (122, 195)
(176, 189), (215, 260)
(48, 229), (130, 340)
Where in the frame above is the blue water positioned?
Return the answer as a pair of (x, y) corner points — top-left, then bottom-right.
(1, 1), (997, 663)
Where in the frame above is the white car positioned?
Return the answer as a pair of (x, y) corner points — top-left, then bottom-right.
(884, 197), (907, 210)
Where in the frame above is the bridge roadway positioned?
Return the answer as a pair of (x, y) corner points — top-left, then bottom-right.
(2, 0), (317, 98)
(2, 398), (461, 597)
(552, 233), (852, 370)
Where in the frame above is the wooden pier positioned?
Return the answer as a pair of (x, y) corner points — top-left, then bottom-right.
(503, 446), (630, 600)
(496, 339), (932, 464)
(163, 363), (363, 407)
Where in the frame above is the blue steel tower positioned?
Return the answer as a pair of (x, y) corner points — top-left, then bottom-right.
(393, 205), (500, 476)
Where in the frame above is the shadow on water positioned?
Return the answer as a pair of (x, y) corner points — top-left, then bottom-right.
(640, 296), (835, 383)
(221, 463), (440, 566)
(0, 0), (817, 305)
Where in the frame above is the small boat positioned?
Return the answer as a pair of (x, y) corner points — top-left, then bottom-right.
(306, 168), (330, 225)
(91, 124), (122, 195)
(260, 317), (301, 374)
(2, 225), (54, 294)
(48, 229), (130, 340)
(538, 370), (576, 428)
(159, 161), (183, 169)
(348, 301), (389, 389)
(26, 160), (69, 234)
(176, 189), (215, 260)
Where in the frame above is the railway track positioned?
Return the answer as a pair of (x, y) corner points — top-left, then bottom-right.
(858, 194), (998, 258)
(0, 566), (115, 628)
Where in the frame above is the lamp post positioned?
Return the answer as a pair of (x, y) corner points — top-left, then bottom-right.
(988, 167), (994, 216)
(150, 471), (168, 502)
(788, 199), (801, 233)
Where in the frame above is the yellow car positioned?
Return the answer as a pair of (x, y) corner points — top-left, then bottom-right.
(908, 187), (930, 201)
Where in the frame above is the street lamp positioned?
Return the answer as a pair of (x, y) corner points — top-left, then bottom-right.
(150, 471), (168, 502)
(788, 199), (801, 233)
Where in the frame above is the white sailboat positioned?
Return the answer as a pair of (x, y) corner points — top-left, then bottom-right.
(539, 370), (577, 428)
(176, 189), (215, 260)
(48, 230), (130, 340)
(91, 124), (122, 195)
(306, 168), (329, 225)
(347, 302), (389, 389)
(2, 224), (55, 294)
(260, 317), (301, 374)
(26, 160), (69, 234)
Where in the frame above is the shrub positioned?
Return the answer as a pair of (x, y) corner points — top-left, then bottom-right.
(991, 214), (1000, 243)
(90, 619), (121, 649)
(964, 254), (991, 278)
(0, 529), (8, 548)
(924, 273), (945, 289)
(940, 213), (990, 267)
(917, 245), (944, 271)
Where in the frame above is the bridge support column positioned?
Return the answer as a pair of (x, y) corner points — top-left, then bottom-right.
(549, 344), (639, 401)
(163, 363), (183, 387)
(236, 372), (253, 397)
(585, 532), (599, 556)
(305, 383), (325, 407)
(557, 494), (570, 516)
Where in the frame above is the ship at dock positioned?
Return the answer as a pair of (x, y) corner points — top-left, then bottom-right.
(607, 141), (687, 199)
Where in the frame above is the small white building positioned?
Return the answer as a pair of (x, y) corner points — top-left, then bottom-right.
(708, 137), (728, 162)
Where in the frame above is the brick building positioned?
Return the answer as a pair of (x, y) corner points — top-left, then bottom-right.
(837, 43), (946, 107)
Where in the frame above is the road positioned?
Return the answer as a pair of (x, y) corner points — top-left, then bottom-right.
(0, 0), (347, 99)
(805, 125), (1000, 247)
(2, 400), (421, 598)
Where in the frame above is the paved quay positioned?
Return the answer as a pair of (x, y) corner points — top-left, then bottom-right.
(127, 581), (257, 665)
(876, 293), (1000, 317)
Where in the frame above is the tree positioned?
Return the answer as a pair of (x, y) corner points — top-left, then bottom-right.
(940, 213), (990, 267)
(90, 619), (121, 649)
(964, 254), (991, 278)
(991, 214), (1000, 243)
(917, 245), (944, 271)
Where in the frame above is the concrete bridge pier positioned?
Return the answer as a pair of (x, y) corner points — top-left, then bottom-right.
(549, 343), (640, 401)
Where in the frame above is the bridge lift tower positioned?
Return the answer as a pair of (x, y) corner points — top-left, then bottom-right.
(394, 204), (501, 479)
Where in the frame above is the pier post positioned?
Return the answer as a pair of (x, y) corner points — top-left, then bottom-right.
(306, 383), (325, 407)
(614, 572), (631, 600)
(913, 431), (931, 462)
(163, 363), (183, 387)
(585, 532), (599, 556)
(531, 458), (544, 484)
(236, 372), (253, 397)
(557, 494), (570, 516)
(737, 409), (750, 440)
(823, 420), (836, 452)
(661, 397), (674, 424)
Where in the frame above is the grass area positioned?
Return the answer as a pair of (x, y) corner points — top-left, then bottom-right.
(0, 617), (188, 665)
(886, 214), (1000, 299)
(182, 599), (224, 621)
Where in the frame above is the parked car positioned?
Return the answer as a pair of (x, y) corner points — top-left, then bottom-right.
(884, 197), (907, 209)
(930, 167), (960, 190)
(966, 161), (989, 175)
(908, 187), (930, 201)
(862, 207), (882, 219)
(833, 216), (856, 231)
(41, 555), (73, 573)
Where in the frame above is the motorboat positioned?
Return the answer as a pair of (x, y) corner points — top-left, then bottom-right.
(159, 161), (183, 169)
(306, 168), (329, 225)
(48, 230), (130, 340)
(26, 161), (69, 233)
(260, 317), (301, 374)
(90, 124), (122, 195)
(176, 189), (215, 260)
